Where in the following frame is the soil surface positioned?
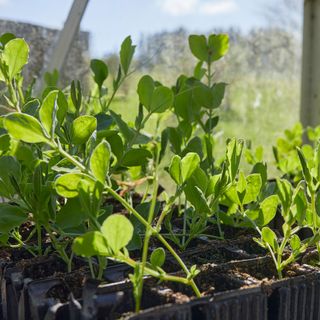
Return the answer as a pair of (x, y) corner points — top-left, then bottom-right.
(45, 268), (88, 302)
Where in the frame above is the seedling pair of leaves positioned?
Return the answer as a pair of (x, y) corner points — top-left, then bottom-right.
(220, 170), (279, 229)
(272, 123), (318, 182)
(164, 139), (243, 244)
(89, 36), (135, 112)
(295, 145), (320, 260)
(0, 36), (30, 110)
(166, 34), (229, 174)
(254, 179), (318, 278)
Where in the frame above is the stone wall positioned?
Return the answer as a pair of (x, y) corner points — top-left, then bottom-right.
(0, 19), (90, 87)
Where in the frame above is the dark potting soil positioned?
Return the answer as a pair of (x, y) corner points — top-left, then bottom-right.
(102, 193), (143, 215)
(15, 255), (87, 279)
(301, 247), (320, 266)
(226, 235), (267, 256)
(182, 244), (251, 266)
(0, 247), (34, 264)
(106, 284), (187, 320)
(218, 257), (309, 282)
(45, 268), (88, 302)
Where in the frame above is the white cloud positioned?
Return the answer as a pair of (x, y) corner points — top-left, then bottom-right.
(156, 0), (199, 16)
(156, 0), (237, 16)
(0, 0), (8, 6)
(199, 0), (237, 15)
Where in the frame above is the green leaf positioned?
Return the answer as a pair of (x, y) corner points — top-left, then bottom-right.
(276, 179), (293, 214)
(39, 90), (58, 136)
(169, 155), (182, 185)
(72, 231), (110, 258)
(2, 38), (29, 79)
(0, 33), (16, 47)
(208, 34), (229, 61)
(101, 214), (134, 253)
(184, 183), (211, 214)
(251, 162), (267, 186)
(90, 140), (111, 183)
(293, 185), (307, 225)
(55, 173), (96, 198)
(226, 138), (244, 182)
(193, 61), (206, 80)
(0, 134), (10, 155)
(261, 227), (277, 251)
(4, 113), (49, 143)
(120, 36), (136, 75)
(137, 75), (154, 108)
(297, 147), (312, 185)
(237, 171), (247, 195)
(243, 174), (262, 204)
(0, 156), (21, 197)
(121, 148), (152, 167)
(56, 197), (88, 229)
(150, 86), (173, 113)
(189, 167), (208, 193)
(188, 35), (208, 61)
(290, 234), (301, 251)
(22, 99), (40, 116)
(106, 133), (124, 161)
(0, 204), (27, 233)
(71, 115), (97, 145)
(110, 110), (135, 142)
(166, 127), (182, 154)
(57, 91), (68, 124)
(90, 59), (108, 88)
(137, 76), (173, 113)
(71, 80), (82, 111)
(174, 80), (201, 122)
(181, 152), (200, 182)
(193, 83), (213, 109)
(211, 83), (227, 108)
(150, 247), (166, 268)
(257, 195), (279, 226)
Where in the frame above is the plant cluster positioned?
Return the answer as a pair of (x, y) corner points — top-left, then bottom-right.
(0, 31), (320, 314)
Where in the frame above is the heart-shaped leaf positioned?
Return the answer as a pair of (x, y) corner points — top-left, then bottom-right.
(101, 214), (133, 253)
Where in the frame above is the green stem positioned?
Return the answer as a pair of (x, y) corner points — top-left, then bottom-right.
(45, 225), (71, 266)
(97, 256), (107, 280)
(310, 191), (320, 261)
(55, 142), (87, 172)
(88, 258), (95, 278)
(55, 144), (201, 297)
(36, 224), (42, 256)
(156, 188), (182, 231)
(242, 208), (279, 277)
(105, 186), (201, 297)
(11, 232), (37, 257)
(7, 80), (20, 112)
(117, 254), (190, 285)
(182, 198), (187, 246)
(136, 152), (159, 312)
(68, 252), (74, 273)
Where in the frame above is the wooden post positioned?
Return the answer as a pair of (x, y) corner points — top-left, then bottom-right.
(300, 0), (320, 127)
(46, 0), (89, 75)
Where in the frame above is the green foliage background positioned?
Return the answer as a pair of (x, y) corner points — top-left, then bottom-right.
(104, 27), (300, 178)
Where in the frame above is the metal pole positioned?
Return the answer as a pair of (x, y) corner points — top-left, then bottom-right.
(300, 0), (320, 127)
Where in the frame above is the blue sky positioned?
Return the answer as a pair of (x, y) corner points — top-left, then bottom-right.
(0, 0), (278, 57)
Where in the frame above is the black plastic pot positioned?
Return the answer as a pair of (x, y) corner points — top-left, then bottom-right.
(218, 257), (320, 320)
(1, 264), (24, 320)
(266, 269), (320, 320)
(197, 287), (267, 320)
